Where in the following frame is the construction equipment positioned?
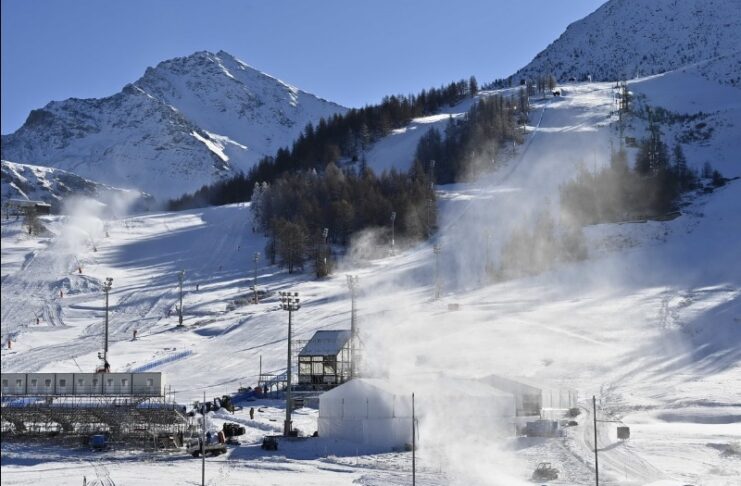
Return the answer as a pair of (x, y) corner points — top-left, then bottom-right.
(531, 462), (559, 481)
(222, 422), (245, 438)
(261, 435), (279, 450)
(187, 437), (226, 457)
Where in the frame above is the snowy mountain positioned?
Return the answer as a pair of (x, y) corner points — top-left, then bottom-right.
(0, 51), (346, 200)
(513, 0), (741, 83)
(1, 160), (152, 213)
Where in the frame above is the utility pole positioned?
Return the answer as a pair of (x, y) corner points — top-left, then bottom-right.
(346, 275), (359, 379)
(280, 291), (301, 436)
(178, 270), (185, 327)
(593, 395), (599, 486)
(201, 390), (206, 486)
(390, 211), (397, 254)
(253, 252), (260, 304)
(433, 244), (441, 299)
(102, 277), (113, 371)
(412, 392), (416, 486)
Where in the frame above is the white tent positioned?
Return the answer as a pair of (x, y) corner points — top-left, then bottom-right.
(318, 378), (412, 450)
(318, 375), (517, 450)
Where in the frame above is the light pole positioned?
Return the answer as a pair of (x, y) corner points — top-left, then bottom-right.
(253, 252), (260, 304)
(390, 211), (396, 254)
(427, 160), (436, 238)
(346, 275), (359, 379)
(178, 270), (185, 327)
(433, 244), (441, 299)
(102, 277), (113, 371)
(412, 392), (416, 486)
(322, 227), (329, 276)
(201, 391), (206, 486)
(280, 291), (300, 436)
(593, 395), (599, 486)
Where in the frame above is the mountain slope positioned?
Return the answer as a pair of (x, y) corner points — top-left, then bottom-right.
(513, 0), (741, 83)
(0, 51), (346, 200)
(1, 160), (152, 213)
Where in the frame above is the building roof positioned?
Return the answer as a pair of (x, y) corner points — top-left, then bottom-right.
(299, 330), (351, 357)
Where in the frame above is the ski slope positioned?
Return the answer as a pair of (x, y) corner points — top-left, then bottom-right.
(2, 71), (740, 485)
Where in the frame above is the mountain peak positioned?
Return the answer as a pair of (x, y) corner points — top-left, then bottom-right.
(1, 51), (346, 200)
(513, 0), (741, 82)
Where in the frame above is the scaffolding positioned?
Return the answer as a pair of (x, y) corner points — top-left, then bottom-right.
(1, 393), (188, 449)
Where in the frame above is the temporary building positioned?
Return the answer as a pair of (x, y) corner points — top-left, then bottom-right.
(481, 374), (577, 417)
(318, 378), (412, 450)
(298, 330), (352, 387)
(318, 375), (517, 450)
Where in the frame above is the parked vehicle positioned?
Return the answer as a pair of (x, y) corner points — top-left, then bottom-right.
(187, 437), (226, 457)
(531, 462), (559, 481)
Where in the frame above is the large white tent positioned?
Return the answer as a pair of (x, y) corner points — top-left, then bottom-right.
(318, 375), (517, 450)
(318, 378), (413, 450)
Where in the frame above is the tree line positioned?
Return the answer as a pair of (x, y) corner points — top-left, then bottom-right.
(561, 121), (726, 225)
(414, 92), (525, 184)
(251, 162), (436, 276)
(168, 77), (479, 211)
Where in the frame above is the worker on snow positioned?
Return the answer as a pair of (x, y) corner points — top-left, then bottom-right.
(196, 283), (199, 291)
(133, 329), (138, 340)
(249, 407), (255, 420)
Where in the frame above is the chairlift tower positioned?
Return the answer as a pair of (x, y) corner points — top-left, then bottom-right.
(280, 291), (301, 436)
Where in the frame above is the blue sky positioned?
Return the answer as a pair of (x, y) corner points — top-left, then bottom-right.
(1, 0), (604, 134)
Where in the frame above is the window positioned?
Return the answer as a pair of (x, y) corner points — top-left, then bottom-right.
(45, 379), (52, 388)
(2, 379), (7, 390)
(16, 379), (23, 391)
(30, 379), (37, 389)
(78, 378), (84, 386)
(107, 379), (113, 387)
(146, 379), (153, 387)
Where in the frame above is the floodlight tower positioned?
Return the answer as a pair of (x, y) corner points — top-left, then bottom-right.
(390, 211), (397, 254)
(178, 270), (185, 327)
(253, 252), (260, 304)
(346, 275), (359, 378)
(280, 291), (301, 436)
(101, 277), (113, 370)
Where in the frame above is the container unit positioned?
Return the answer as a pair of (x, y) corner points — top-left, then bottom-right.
(1, 372), (164, 397)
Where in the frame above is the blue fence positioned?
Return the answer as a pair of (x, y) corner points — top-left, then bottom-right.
(129, 350), (193, 373)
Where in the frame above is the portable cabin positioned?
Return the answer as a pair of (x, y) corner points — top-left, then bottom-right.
(0, 372), (164, 397)
(298, 330), (352, 388)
